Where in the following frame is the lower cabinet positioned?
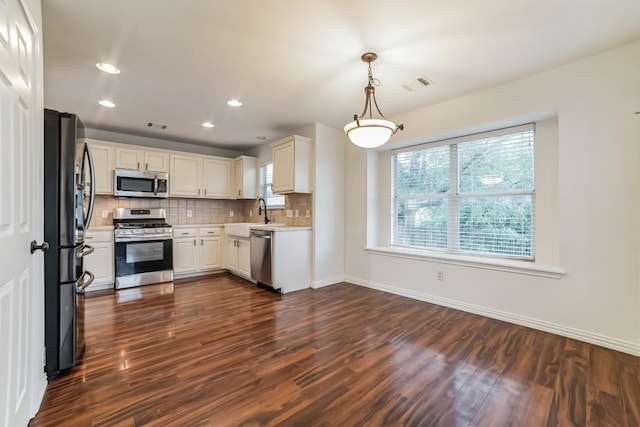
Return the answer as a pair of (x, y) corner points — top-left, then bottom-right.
(226, 236), (251, 279)
(173, 227), (223, 278)
(84, 228), (115, 291)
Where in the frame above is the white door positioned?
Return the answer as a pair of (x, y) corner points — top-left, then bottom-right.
(114, 146), (143, 170)
(0, 0), (43, 425)
(144, 150), (169, 172)
(202, 158), (231, 198)
(170, 154), (201, 197)
(173, 238), (198, 273)
(237, 239), (251, 277)
(199, 237), (221, 270)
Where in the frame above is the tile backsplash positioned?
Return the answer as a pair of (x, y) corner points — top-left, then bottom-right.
(91, 194), (313, 227)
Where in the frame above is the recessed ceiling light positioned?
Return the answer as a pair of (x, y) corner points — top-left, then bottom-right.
(96, 62), (120, 74)
(227, 99), (242, 107)
(98, 100), (115, 108)
(202, 122), (215, 128)
(256, 136), (266, 140)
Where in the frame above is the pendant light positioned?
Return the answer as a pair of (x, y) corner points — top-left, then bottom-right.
(344, 52), (403, 148)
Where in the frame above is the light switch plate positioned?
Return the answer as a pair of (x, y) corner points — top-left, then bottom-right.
(187, 210), (192, 218)
(306, 210), (310, 218)
(229, 210), (234, 217)
(101, 210), (108, 218)
(286, 210), (293, 218)
(294, 210), (299, 217)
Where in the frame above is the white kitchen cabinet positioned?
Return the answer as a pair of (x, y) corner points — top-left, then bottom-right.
(173, 229), (199, 274)
(271, 228), (311, 293)
(173, 227), (224, 278)
(170, 154), (202, 197)
(115, 146), (170, 172)
(170, 154), (232, 199)
(84, 228), (115, 291)
(271, 135), (312, 194)
(203, 158), (232, 198)
(85, 140), (114, 195)
(233, 156), (258, 199)
(226, 236), (251, 279)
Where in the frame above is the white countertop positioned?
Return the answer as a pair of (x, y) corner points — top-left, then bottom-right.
(250, 225), (312, 232)
(87, 225), (114, 231)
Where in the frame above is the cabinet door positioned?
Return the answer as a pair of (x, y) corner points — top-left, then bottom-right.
(237, 238), (251, 277)
(144, 150), (169, 172)
(115, 146), (143, 170)
(200, 237), (221, 270)
(202, 158), (231, 198)
(272, 140), (294, 193)
(173, 238), (198, 273)
(170, 154), (202, 197)
(226, 238), (239, 271)
(84, 241), (114, 287)
(234, 158), (243, 198)
(87, 142), (114, 195)
(235, 156), (258, 199)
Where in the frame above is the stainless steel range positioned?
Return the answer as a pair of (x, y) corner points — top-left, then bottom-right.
(113, 208), (173, 289)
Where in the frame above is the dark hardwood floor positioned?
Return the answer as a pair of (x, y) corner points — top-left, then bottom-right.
(30, 274), (640, 426)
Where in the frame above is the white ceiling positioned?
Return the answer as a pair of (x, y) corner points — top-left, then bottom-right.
(42, 0), (640, 151)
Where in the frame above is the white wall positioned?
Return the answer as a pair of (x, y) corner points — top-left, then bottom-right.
(312, 124), (345, 287)
(345, 40), (640, 354)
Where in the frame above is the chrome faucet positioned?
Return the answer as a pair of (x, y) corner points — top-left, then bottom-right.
(258, 197), (270, 224)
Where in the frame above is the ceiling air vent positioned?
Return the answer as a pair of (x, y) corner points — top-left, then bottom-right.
(146, 122), (167, 130)
(402, 75), (433, 92)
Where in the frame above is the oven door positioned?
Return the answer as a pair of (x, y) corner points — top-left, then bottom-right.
(114, 238), (173, 277)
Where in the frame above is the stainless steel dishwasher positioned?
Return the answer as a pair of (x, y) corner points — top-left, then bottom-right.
(250, 229), (273, 288)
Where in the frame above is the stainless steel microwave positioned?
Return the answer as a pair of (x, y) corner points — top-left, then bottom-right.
(114, 168), (169, 198)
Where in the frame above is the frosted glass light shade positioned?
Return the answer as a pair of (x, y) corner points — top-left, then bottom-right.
(344, 119), (397, 148)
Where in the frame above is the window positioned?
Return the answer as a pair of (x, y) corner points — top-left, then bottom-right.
(391, 124), (535, 259)
(260, 163), (285, 208)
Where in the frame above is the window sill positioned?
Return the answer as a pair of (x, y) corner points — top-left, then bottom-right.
(365, 246), (565, 279)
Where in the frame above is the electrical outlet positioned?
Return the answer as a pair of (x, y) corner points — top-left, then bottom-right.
(437, 271), (444, 281)
(229, 210), (234, 217)
(286, 210), (293, 218)
(306, 210), (310, 218)
(101, 209), (108, 218)
(249, 210), (253, 217)
(186, 210), (193, 218)
(294, 210), (299, 217)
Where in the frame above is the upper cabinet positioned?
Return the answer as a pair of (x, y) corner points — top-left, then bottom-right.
(233, 156), (258, 199)
(115, 146), (169, 172)
(170, 154), (232, 199)
(85, 139), (114, 195)
(271, 135), (312, 194)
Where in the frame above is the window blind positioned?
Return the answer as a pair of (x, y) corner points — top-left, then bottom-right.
(391, 124), (535, 259)
(260, 163), (285, 207)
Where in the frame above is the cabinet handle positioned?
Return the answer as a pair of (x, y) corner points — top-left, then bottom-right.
(201, 239), (203, 245)
(204, 189), (207, 196)
(238, 190), (241, 196)
(234, 240), (237, 247)
(207, 231), (214, 234)
(193, 239), (196, 246)
(85, 236), (94, 239)
(145, 162), (148, 170)
(137, 161), (140, 169)
(198, 189), (200, 196)
(181, 232), (189, 235)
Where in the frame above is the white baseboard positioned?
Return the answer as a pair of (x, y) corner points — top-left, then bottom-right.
(344, 275), (640, 357)
(311, 276), (344, 289)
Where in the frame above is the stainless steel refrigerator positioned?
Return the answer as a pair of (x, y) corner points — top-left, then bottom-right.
(43, 109), (96, 379)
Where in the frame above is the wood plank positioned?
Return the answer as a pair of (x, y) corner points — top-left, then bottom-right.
(28, 275), (640, 426)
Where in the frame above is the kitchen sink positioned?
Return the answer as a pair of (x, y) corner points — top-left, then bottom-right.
(224, 223), (256, 238)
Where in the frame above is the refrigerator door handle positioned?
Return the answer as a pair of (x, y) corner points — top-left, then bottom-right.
(75, 270), (95, 293)
(77, 244), (94, 258)
(82, 142), (96, 230)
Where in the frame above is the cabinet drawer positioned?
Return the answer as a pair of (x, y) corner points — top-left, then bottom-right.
(200, 227), (222, 237)
(85, 229), (114, 243)
(174, 228), (198, 238)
